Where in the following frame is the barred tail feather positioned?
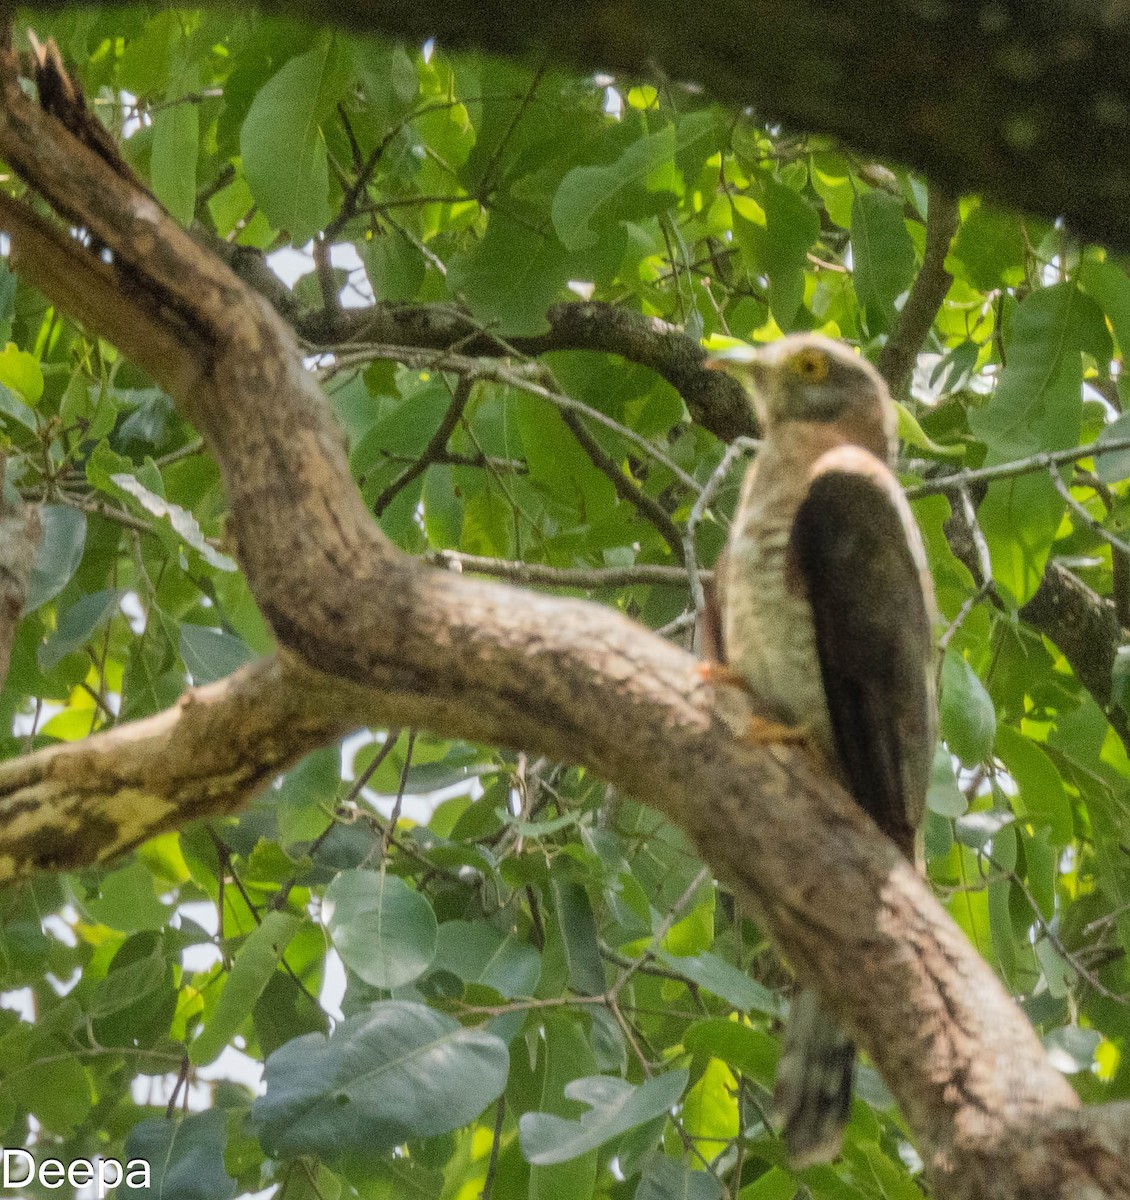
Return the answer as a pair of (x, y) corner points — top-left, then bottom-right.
(773, 988), (855, 1168)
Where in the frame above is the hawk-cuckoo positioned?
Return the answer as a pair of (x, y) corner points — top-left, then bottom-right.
(704, 334), (937, 1167)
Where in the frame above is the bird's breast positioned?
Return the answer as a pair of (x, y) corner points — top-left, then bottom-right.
(721, 463), (833, 748)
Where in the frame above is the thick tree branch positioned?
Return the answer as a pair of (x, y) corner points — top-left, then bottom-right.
(0, 656), (363, 875)
(284, 288), (756, 443)
(0, 47), (1126, 1200)
(29, 0), (1130, 254)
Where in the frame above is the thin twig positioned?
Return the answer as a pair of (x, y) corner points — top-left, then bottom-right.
(315, 344), (702, 494)
(559, 408), (684, 556)
(683, 437), (759, 616)
(655, 610), (697, 638)
(476, 63), (544, 199)
(1049, 462), (1130, 558)
(906, 435), (1130, 499)
(380, 729), (416, 860)
(313, 234), (341, 318)
(379, 448), (526, 473)
(1075, 469), (1130, 627)
(611, 865), (711, 996)
(480, 1097), (506, 1200)
(985, 851), (1129, 1006)
(428, 549), (701, 589)
(206, 829), (325, 1013)
(374, 377), (473, 516)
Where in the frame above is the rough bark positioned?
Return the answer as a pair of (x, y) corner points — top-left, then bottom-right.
(0, 46), (1125, 1200)
(24, 0), (1130, 253)
(269, 282), (758, 445)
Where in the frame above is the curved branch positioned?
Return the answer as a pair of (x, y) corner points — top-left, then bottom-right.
(0, 656), (362, 875)
(877, 184), (957, 396)
(288, 291), (756, 443)
(0, 48), (1126, 1199)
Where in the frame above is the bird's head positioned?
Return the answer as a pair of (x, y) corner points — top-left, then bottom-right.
(705, 334), (896, 462)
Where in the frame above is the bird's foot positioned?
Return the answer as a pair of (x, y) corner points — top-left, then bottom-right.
(694, 659), (754, 695)
(744, 713), (813, 747)
(696, 662), (829, 770)
(745, 716), (834, 777)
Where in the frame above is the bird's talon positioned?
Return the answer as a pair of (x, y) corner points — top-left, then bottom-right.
(695, 659), (754, 694)
(745, 714), (813, 747)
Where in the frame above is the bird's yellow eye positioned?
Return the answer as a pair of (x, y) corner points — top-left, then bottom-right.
(789, 347), (829, 382)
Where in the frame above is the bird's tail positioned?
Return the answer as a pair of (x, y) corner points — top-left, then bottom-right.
(773, 988), (855, 1168)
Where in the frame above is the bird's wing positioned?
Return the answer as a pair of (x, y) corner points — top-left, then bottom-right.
(787, 446), (936, 856)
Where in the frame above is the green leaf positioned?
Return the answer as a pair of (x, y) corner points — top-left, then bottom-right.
(0, 260), (18, 345)
(683, 1018), (776, 1086)
(1034, 935), (1075, 998)
(325, 869), (438, 988)
(970, 284), (1104, 601)
(636, 1155), (723, 1200)
(851, 189), (916, 332)
(947, 202), (1027, 290)
(8, 1037), (91, 1132)
(179, 624), (255, 684)
(124, 1109), (237, 1199)
(190, 911), (302, 1065)
(940, 652), (996, 767)
(810, 152), (854, 228)
(549, 876), (605, 996)
(682, 1057), (738, 1155)
(654, 950), (783, 1016)
(151, 68), (200, 225)
(1095, 412), (1130, 485)
(363, 231), (426, 304)
(448, 212), (569, 336)
(82, 859), (171, 932)
(251, 1000), (509, 1158)
(896, 401), (965, 458)
(514, 391), (617, 520)
(91, 932), (178, 1050)
(240, 36), (353, 243)
(519, 1069), (688, 1165)
(736, 1166), (796, 1200)
(994, 725), (1073, 846)
(110, 473), (237, 571)
(1042, 1026), (1101, 1074)
(927, 742), (968, 817)
(38, 588), (123, 671)
(277, 745), (342, 846)
(530, 1015), (600, 1200)
(0, 384), (36, 431)
(1079, 256), (1130, 357)
(0, 342), (44, 404)
(25, 505), (87, 613)
(733, 179), (818, 327)
(552, 125), (678, 252)
(433, 921), (541, 997)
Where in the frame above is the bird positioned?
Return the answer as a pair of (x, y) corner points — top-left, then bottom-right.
(702, 333), (937, 1168)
